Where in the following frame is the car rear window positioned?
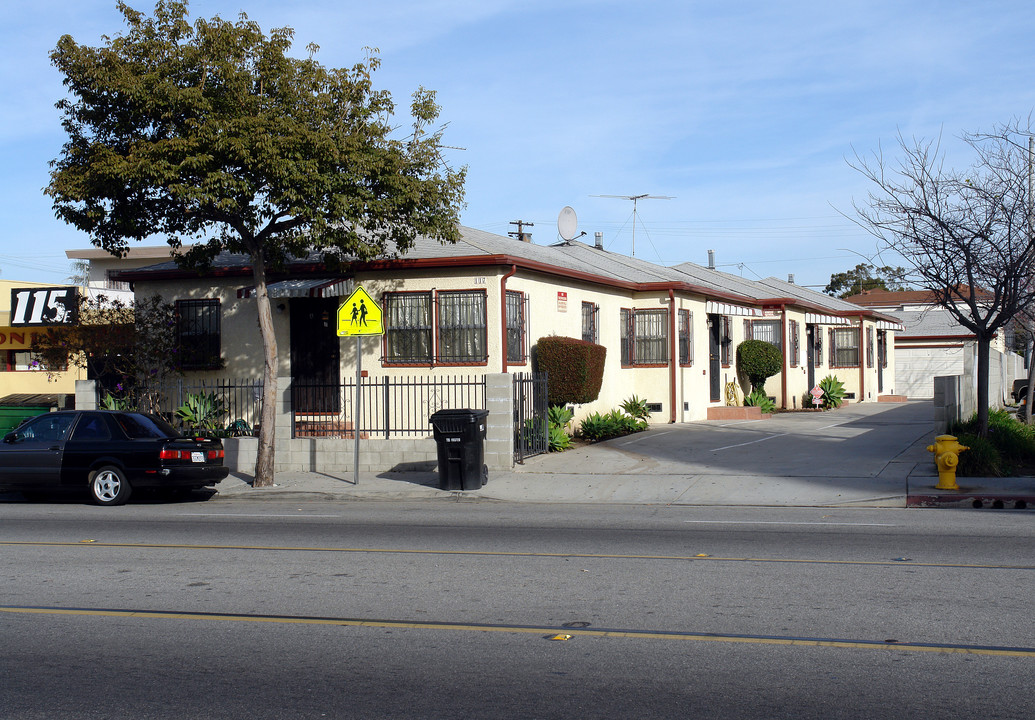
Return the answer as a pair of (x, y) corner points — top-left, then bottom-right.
(114, 413), (180, 439)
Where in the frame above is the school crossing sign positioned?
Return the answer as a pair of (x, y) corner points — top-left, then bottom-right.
(337, 287), (384, 336)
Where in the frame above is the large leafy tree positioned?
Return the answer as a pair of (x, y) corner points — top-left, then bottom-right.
(824, 262), (911, 298)
(47, 1), (466, 486)
(851, 123), (1035, 436)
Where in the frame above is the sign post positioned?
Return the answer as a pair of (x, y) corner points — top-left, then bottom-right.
(337, 287), (384, 484)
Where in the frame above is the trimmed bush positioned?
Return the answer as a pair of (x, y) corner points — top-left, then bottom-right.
(737, 340), (782, 392)
(954, 433), (1003, 477)
(535, 336), (606, 406)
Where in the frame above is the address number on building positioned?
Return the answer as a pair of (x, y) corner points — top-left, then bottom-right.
(9, 287), (79, 327)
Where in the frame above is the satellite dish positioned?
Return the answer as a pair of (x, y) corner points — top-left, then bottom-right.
(557, 206), (578, 241)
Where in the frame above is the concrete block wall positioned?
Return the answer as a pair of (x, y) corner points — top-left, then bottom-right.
(933, 375), (962, 433)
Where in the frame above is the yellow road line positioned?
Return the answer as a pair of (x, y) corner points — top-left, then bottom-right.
(1, 540), (1032, 570)
(2, 605), (1033, 657)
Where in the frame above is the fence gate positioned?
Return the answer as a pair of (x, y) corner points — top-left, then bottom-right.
(513, 371), (548, 463)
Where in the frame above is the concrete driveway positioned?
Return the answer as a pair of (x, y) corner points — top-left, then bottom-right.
(529, 401), (934, 478)
(505, 401), (936, 506)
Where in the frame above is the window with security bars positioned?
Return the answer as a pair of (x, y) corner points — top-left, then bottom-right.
(621, 308), (669, 365)
(176, 299), (221, 370)
(438, 290), (487, 363)
(384, 292), (433, 363)
(830, 327), (860, 368)
(678, 309), (693, 365)
(720, 316), (732, 366)
(789, 320), (799, 367)
(505, 290), (527, 364)
(582, 302), (599, 344)
(385, 290), (487, 364)
(866, 327), (874, 368)
(749, 319), (782, 350)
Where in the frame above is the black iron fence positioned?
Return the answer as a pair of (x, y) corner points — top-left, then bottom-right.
(96, 378), (263, 436)
(513, 371), (548, 462)
(292, 374), (486, 438)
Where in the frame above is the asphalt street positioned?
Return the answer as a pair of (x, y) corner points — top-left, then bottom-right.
(2, 500), (1033, 719)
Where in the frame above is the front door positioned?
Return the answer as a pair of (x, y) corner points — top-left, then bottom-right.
(290, 298), (341, 412)
(806, 325), (816, 390)
(708, 314), (721, 402)
(877, 330), (887, 393)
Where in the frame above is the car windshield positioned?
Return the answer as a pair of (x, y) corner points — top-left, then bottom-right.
(114, 413), (180, 439)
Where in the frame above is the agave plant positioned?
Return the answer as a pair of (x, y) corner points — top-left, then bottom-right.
(175, 391), (227, 433)
(818, 375), (846, 409)
(744, 388), (776, 414)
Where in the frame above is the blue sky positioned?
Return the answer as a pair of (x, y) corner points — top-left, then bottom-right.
(5, 0), (1035, 290)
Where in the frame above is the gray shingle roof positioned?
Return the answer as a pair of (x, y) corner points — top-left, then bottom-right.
(116, 226), (889, 320)
(891, 308), (975, 338)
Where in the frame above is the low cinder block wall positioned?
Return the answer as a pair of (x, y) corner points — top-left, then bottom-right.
(223, 434), (512, 475)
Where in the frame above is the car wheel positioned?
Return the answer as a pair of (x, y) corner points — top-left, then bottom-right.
(90, 466), (132, 506)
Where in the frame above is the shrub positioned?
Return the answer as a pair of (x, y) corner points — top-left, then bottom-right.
(620, 395), (651, 421)
(744, 388), (776, 414)
(549, 424), (573, 451)
(546, 405), (575, 452)
(818, 375), (846, 409)
(950, 409), (1035, 474)
(535, 336), (606, 406)
(175, 391), (227, 433)
(737, 340), (782, 392)
(954, 433), (1003, 477)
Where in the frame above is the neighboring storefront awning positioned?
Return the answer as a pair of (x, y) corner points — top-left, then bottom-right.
(876, 319), (904, 331)
(237, 278), (353, 299)
(706, 301), (762, 317)
(805, 312), (852, 326)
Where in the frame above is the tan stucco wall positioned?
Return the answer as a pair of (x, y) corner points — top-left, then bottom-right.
(132, 269), (899, 426)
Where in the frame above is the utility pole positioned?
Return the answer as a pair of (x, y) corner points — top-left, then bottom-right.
(508, 220), (534, 243)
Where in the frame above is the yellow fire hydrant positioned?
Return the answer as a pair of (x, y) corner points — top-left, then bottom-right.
(926, 434), (969, 490)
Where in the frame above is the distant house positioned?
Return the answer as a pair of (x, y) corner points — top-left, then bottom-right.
(110, 227), (903, 427)
(846, 288), (1019, 400)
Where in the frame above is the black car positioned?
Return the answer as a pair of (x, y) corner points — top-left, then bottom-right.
(0, 410), (230, 505)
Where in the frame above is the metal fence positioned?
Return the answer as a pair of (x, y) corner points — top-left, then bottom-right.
(513, 371), (548, 463)
(96, 378), (263, 436)
(292, 374), (486, 438)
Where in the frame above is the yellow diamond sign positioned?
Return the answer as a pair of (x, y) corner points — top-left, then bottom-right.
(337, 287), (384, 336)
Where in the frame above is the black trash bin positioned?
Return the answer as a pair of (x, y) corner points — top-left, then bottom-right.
(430, 409), (489, 491)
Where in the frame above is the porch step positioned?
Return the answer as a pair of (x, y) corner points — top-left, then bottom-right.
(294, 413), (369, 439)
(878, 395), (908, 403)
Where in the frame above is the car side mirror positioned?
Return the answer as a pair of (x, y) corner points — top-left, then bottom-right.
(3, 432), (16, 444)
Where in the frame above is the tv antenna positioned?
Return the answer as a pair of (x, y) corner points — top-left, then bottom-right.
(591, 194), (674, 257)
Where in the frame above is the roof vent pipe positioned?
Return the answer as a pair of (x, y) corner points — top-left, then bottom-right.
(594, 231), (604, 250)
(788, 273), (795, 284)
(707, 249), (715, 269)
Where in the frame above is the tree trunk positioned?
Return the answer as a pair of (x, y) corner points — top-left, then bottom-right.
(251, 258), (278, 487)
(975, 334), (991, 437)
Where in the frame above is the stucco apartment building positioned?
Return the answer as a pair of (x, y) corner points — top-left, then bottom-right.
(113, 227), (903, 427)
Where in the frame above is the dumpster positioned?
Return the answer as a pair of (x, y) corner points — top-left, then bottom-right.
(430, 409), (489, 491)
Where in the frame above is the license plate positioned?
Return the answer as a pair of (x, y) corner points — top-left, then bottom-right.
(191, 451), (204, 463)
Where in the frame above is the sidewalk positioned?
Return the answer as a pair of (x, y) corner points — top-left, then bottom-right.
(214, 430), (1035, 509)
